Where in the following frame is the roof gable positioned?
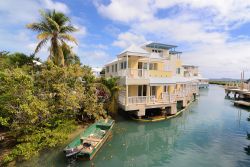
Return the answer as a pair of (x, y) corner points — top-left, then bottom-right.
(119, 44), (149, 57)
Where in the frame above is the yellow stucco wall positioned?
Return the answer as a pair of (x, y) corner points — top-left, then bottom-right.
(128, 57), (139, 69)
(128, 85), (138, 96)
(148, 61), (172, 77)
(156, 86), (163, 99)
(176, 60), (182, 68)
(169, 85), (175, 94)
(149, 70), (172, 77)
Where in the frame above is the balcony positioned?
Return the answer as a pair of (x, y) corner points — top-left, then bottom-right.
(119, 93), (177, 106)
(161, 92), (176, 103)
(118, 68), (148, 78)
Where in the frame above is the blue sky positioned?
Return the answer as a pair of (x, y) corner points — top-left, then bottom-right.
(0, 0), (250, 79)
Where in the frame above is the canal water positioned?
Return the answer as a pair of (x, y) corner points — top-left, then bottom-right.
(19, 85), (250, 167)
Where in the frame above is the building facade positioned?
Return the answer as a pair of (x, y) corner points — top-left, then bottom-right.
(183, 65), (209, 89)
(104, 42), (200, 118)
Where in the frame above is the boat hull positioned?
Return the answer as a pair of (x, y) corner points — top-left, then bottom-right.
(64, 119), (115, 161)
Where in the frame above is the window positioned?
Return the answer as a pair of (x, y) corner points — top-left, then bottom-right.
(176, 68), (181, 74)
(123, 61), (127, 69)
(138, 85), (147, 96)
(149, 63), (157, 70)
(112, 65), (114, 72)
(115, 64), (117, 72)
(152, 49), (162, 53)
(120, 62), (122, 69)
(120, 61), (127, 69)
(138, 62), (148, 69)
(151, 86), (156, 96)
(106, 66), (109, 73)
(164, 86), (168, 92)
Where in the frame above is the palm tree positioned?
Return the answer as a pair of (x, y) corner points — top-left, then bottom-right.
(27, 10), (78, 66)
(62, 43), (81, 66)
(99, 77), (123, 116)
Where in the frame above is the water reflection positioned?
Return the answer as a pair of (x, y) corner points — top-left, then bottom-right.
(119, 111), (192, 167)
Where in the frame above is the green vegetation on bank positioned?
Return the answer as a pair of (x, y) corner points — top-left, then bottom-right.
(209, 80), (241, 86)
(209, 81), (228, 85)
(0, 10), (119, 166)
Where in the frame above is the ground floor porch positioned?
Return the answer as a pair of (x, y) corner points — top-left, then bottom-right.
(118, 83), (198, 117)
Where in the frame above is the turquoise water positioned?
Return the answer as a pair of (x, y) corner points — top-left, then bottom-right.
(20, 85), (250, 167)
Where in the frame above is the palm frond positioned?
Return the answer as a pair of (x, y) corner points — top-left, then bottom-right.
(26, 23), (48, 32)
(46, 16), (60, 32)
(37, 32), (51, 40)
(59, 34), (78, 45)
(34, 39), (48, 54)
(60, 25), (78, 33)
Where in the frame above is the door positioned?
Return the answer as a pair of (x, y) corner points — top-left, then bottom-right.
(151, 86), (156, 96)
(138, 85), (147, 96)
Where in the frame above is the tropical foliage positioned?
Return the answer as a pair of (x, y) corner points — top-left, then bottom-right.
(0, 58), (107, 165)
(27, 10), (78, 66)
(99, 77), (123, 115)
(0, 9), (117, 166)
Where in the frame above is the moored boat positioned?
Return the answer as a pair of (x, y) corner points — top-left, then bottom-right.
(64, 119), (114, 160)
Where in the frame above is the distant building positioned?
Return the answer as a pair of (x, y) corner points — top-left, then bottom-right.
(32, 60), (42, 66)
(183, 64), (209, 89)
(92, 67), (103, 77)
(244, 79), (250, 91)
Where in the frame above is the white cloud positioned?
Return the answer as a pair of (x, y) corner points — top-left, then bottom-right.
(112, 32), (146, 48)
(132, 16), (227, 45)
(0, 0), (70, 25)
(73, 24), (87, 38)
(95, 0), (250, 29)
(94, 0), (155, 23)
(153, 0), (250, 29)
(183, 40), (250, 78)
(42, 0), (70, 13)
(79, 50), (112, 67)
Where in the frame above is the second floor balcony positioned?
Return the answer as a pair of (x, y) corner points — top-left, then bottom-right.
(118, 68), (149, 78)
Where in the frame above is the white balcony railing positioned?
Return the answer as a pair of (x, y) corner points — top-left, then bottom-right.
(118, 88), (198, 106)
(175, 90), (185, 98)
(118, 68), (148, 78)
(126, 96), (156, 105)
(128, 96), (147, 104)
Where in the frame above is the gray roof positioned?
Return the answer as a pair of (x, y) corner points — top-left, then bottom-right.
(119, 44), (149, 57)
(169, 50), (182, 54)
(146, 42), (177, 50)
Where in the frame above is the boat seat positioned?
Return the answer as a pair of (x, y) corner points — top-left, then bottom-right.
(77, 145), (83, 150)
(81, 137), (102, 142)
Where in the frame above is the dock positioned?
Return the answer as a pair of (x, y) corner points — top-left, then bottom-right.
(234, 100), (250, 107)
(225, 86), (250, 99)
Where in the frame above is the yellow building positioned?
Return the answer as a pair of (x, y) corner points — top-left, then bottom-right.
(104, 42), (199, 118)
(183, 64), (209, 88)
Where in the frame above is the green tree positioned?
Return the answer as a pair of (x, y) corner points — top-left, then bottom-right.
(99, 77), (123, 115)
(8, 52), (39, 67)
(62, 43), (81, 66)
(0, 64), (107, 165)
(27, 10), (78, 66)
(0, 51), (10, 70)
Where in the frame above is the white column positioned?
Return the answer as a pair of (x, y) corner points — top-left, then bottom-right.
(126, 85), (128, 106)
(126, 53), (128, 69)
